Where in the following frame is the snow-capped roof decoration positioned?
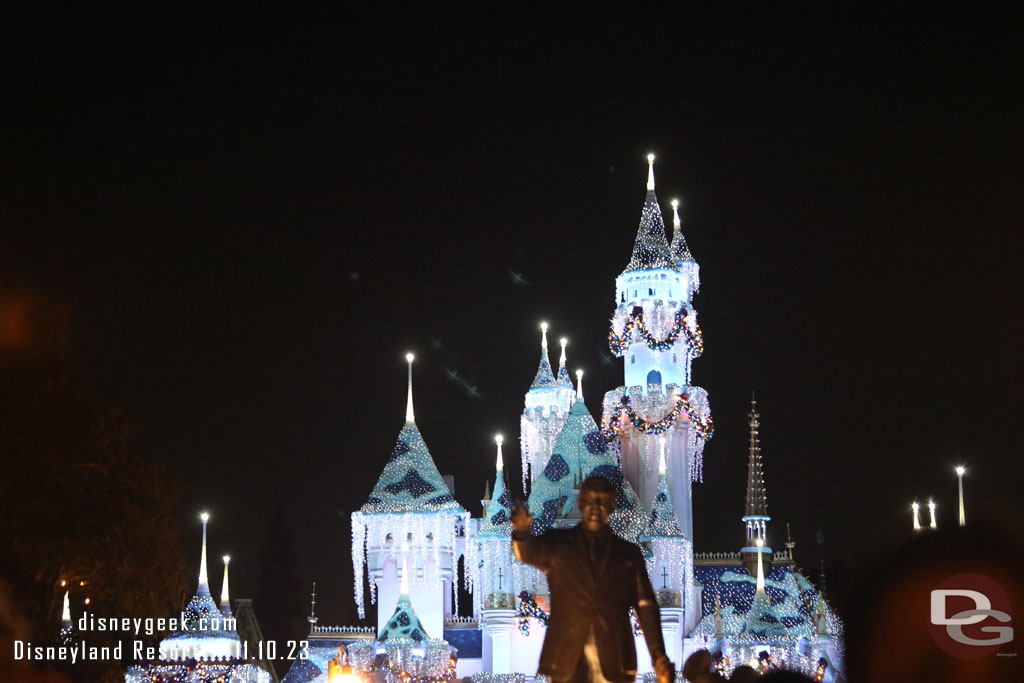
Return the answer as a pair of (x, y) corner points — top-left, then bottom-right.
(378, 592), (432, 644)
(624, 155), (675, 272)
(361, 356), (464, 514)
(691, 563), (844, 643)
(556, 337), (572, 386)
(530, 323), (558, 388)
(669, 198), (694, 263)
(641, 442), (685, 540)
(528, 387), (641, 543)
(479, 436), (513, 536)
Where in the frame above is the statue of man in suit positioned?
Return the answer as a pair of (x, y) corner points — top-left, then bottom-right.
(511, 476), (675, 683)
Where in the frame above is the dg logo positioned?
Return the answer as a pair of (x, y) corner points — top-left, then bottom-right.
(929, 573), (1014, 658)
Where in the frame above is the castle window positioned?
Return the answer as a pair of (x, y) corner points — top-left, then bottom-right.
(649, 288), (654, 296)
(672, 353), (677, 363)
(630, 354), (635, 365)
(621, 292), (625, 303)
(647, 369), (663, 390)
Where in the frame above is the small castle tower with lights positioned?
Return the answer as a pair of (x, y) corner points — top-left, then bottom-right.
(350, 355), (468, 640)
(520, 326), (576, 490)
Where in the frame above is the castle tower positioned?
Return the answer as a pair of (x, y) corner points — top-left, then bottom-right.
(640, 439), (696, 665)
(469, 436), (519, 674)
(351, 355), (467, 638)
(219, 556), (233, 621)
(741, 397), (772, 575)
(520, 324), (576, 489)
(601, 154), (713, 541)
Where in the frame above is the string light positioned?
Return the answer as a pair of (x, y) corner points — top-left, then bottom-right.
(608, 306), (703, 358)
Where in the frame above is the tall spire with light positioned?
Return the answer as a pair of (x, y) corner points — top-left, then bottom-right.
(669, 198), (695, 264)
(405, 353), (415, 422)
(912, 502), (921, 530)
(219, 556), (233, 620)
(530, 323), (557, 388)
(575, 369), (584, 401)
(198, 512), (211, 594)
(928, 500), (937, 529)
(556, 338), (572, 386)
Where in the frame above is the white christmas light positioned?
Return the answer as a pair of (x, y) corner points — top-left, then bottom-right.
(956, 466), (966, 527)
(671, 199), (681, 229)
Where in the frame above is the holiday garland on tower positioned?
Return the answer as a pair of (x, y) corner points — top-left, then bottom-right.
(608, 306), (703, 358)
(602, 392), (714, 439)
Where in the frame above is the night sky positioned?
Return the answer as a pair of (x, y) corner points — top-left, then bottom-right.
(3, 6), (1022, 626)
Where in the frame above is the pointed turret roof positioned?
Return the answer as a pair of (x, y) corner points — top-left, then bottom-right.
(362, 356), (465, 514)
(669, 199), (694, 263)
(641, 442), (685, 540)
(530, 323), (557, 388)
(165, 514), (238, 645)
(556, 337), (572, 386)
(479, 436), (513, 536)
(528, 373), (642, 543)
(378, 555), (434, 644)
(744, 397), (768, 518)
(624, 155), (675, 272)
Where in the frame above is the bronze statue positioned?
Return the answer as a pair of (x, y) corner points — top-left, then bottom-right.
(511, 476), (675, 683)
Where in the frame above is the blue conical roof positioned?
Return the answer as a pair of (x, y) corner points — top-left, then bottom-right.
(609, 478), (647, 545)
(378, 592), (433, 643)
(528, 397), (640, 542)
(670, 220), (694, 263)
(641, 469), (685, 540)
(625, 190), (675, 272)
(362, 421), (464, 514)
(530, 345), (557, 388)
(479, 466), (512, 537)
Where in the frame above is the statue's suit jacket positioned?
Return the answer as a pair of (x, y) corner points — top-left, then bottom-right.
(513, 525), (667, 683)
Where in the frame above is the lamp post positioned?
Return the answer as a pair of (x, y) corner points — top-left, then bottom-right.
(955, 466), (966, 527)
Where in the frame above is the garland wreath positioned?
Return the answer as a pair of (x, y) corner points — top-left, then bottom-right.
(608, 306), (703, 358)
(602, 393), (714, 440)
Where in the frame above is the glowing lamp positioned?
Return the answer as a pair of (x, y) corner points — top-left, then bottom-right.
(647, 153), (655, 163)
(495, 434), (503, 445)
(328, 646), (361, 683)
(955, 466), (965, 476)
(200, 512), (209, 522)
(405, 352), (414, 363)
(755, 538), (764, 548)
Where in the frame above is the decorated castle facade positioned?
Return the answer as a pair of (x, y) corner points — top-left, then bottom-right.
(284, 156), (843, 683)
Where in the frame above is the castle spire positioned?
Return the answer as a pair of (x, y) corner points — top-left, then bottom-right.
(220, 556), (233, 619)
(530, 322), (557, 387)
(575, 369), (584, 401)
(745, 397), (767, 517)
(669, 198), (694, 263)
(742, 396), (771, 554)
(405, 353), (415, 422)
(625, 154), (675, 271)
(557, 337), (572, 386)
(495, 434), (504, 471)
(198, 512), (210, 593)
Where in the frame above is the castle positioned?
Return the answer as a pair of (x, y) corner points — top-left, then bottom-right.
(281, 156), (844, 682)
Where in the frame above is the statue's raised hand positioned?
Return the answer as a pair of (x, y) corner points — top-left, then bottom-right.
(510, 501), (533, 535)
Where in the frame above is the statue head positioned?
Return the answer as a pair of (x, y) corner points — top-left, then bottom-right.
(578, 476), (617, 533)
